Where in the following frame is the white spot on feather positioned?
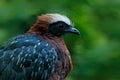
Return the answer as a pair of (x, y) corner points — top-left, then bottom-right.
(21, 57), (24, 61)
(13, 49), (17, 52)
(19, 52), (23, 55)
(25, 54), (28, 57)
(10, 54), (13, 58)
(48, 64), (51, 68)
(38, 54), (41, 57)
(38, 42), (41, 46)
(27, 48), (30, 52)
(25, 40), (30, 42)
(23, 59), (26, 63)
(36, 40), (40, 43)
(35, 59), (38, 63)
(50, 48), (55, 52)
(35, 72), (38, 77)
(45, 43), (48, 46)
(31, 71), (34, 78)
(33, 49), (36, 54)
(38, 67), (41, 71)
(20, 64), (23, 68)
(11, 41), (18, 45)
(16, 56), (20, 65)
(34, 45), (37, 48)
(22, 46), (25, 49)
(46, 59), (48, 62)
(12, 57), (14, 61)
(29, 54), (31, 56)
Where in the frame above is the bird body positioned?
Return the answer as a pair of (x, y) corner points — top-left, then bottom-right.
(0, 13), (80, 80)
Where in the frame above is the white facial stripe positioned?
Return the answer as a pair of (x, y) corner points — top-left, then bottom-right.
(47, 14), (71, 25)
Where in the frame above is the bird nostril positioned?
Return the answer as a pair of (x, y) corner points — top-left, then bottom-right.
(72, 29), (77, 32)
(74, 29), (77, 31)
(71, 28), (80, 34)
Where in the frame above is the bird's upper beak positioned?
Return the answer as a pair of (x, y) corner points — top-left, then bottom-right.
(65, 26), (80, 35)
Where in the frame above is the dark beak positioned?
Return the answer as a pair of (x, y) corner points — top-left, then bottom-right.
(65, 26), (80, 35)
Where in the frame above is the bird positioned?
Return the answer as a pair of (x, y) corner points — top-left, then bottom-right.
(0, 13), (80, 80)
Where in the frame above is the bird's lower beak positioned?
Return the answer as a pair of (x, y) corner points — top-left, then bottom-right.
(66, 27), (80, 35)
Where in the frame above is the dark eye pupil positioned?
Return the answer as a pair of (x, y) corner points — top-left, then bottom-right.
(58, 24), (64, 28)
(59, 26), (64, 28)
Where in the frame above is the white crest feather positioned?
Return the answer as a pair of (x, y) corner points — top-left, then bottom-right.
(47, 13), (72, 25)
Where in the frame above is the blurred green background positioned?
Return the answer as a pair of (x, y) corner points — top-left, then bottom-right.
(0, 0), (120, 80)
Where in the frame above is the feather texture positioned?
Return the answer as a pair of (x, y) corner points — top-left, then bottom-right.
(0, 34), (57, 80)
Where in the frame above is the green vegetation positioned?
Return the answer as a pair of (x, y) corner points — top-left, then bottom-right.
(0, 0), (120, 80)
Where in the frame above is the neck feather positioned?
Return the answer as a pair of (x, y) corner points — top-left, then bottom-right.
(27, 21), (49, 35)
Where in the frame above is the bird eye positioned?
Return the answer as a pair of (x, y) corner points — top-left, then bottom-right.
(59, 25), (64, 28)
(58, 24), (64, 28)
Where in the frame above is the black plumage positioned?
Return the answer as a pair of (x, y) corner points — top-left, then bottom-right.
(0, 34), (57, 80)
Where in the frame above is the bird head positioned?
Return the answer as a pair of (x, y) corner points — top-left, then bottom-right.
(28, 13), (80, 36)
